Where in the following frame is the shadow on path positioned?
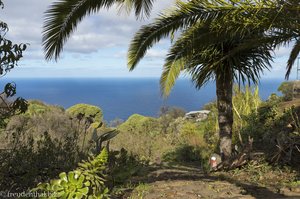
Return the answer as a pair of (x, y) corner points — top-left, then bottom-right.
(114, 163), (299, 199)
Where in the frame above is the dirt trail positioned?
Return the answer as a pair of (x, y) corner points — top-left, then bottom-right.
(120, 165), (300, 199)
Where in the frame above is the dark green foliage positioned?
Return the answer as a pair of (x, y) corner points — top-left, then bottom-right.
(0, 131), (82, 192)
(0, 2), (28, 125)
(278, 81), (293, 101)
(163, 145), (202, 162)
(0, 83), (28, 127)
(128, 0), (275, 160)
(91, 129), (119, 154)
(267, 93), (282, 104)
(0, 102), (109, 192)
(241, 102), (300, 167)
(34, 148), (109, 199)
(108, 148), (149, 186)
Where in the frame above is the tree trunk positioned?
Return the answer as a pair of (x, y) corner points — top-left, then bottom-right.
(216, 68), (233, 161)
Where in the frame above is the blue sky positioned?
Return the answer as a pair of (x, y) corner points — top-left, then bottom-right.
(0, 0), (298, 80)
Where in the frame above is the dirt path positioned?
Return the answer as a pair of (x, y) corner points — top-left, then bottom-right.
(118, 164), (300, 199)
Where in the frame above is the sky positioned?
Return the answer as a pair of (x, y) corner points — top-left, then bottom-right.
(0, 0), (298, 80)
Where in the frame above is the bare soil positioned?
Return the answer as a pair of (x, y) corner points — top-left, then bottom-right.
(117, 164), (300, 199)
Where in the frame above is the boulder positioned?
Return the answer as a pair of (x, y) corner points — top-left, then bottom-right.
(184, 110), (210, 122)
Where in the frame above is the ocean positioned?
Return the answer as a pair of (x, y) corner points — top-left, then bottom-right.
(0, 78), (283, 121)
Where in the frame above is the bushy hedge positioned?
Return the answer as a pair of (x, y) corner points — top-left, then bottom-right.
(66, 104), (103, 124)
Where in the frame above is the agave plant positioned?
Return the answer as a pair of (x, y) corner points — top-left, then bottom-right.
(33, 148), (110, 199)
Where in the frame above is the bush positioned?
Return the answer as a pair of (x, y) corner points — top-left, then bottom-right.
(0, 102), (107, 192)
(278, 81), (293, 101)
(26, 100), (51, 115)
(67, 103), (103, 124)
(163, 145), (202, 162)
(158, 106), (185, 133)
(117, 114), (159, 135)
(241, 101), (300, 167)
(111, 114), (181, 162)
(108, 148), (149, 186)
(0, 131), (82, 192)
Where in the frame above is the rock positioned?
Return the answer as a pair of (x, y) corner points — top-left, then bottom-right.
(184, 110), (210, 122)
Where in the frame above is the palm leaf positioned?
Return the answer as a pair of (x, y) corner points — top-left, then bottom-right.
(160, 58), (185, 97)
(286, 39), (300, 79)
(128, 0), (241, 70)
(43, 0), (116, 60)
(43, 0), (155, 60)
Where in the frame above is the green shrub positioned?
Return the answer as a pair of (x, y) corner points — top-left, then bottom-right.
(118, 114), (159, 135)
(158, 106), (185, 134)
(67, 104), (103, 124)
(278, 81), (293, 101)
(163, 145), (202, 162)
(0, 131), (82, 192)
(108, 149), (149, 186)
(26, 101), (57, 115)
(241, 101), (300, 167)
(111, 114), (180, 161)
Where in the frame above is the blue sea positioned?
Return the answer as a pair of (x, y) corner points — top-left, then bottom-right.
(0, 78), (284, 121)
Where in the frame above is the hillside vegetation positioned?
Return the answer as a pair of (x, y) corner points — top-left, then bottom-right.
(0, 83), (299, 198)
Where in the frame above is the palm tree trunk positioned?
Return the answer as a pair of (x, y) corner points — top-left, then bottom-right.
(216, 68), (233, 161)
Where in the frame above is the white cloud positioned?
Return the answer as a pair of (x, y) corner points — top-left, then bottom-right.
(146, 49), (168, 59)
(0, 0), (177, 77)
(1, 0), (175, 56)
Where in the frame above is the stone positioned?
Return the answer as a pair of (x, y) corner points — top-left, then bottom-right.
(184, 110), (210, 122)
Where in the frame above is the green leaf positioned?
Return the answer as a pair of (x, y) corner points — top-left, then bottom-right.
(59, 172), (68, 182)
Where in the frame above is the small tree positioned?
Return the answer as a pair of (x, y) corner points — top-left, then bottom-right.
(0, 1), (28, 127)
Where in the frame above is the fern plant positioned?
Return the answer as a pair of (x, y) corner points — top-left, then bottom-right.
(33, 148), (110, 199)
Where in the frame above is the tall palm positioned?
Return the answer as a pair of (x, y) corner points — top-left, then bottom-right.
(42, 0), (298, 159)
(128, 0), (274, 160)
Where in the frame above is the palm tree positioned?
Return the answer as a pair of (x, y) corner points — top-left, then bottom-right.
(127, 0), (274, 160)
(42, 0), (299, 159)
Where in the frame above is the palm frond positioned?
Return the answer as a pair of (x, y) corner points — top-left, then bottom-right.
(128, 0), (240, 70)
(132, 0), (155, 19)
(117, 0), (154, 19)
(286, 39), (300, 79)
(160, 58), (185, 97)
(160, 19), (274, 93)
(43, 0), (155, 60)
(43, 0), (117, 60)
